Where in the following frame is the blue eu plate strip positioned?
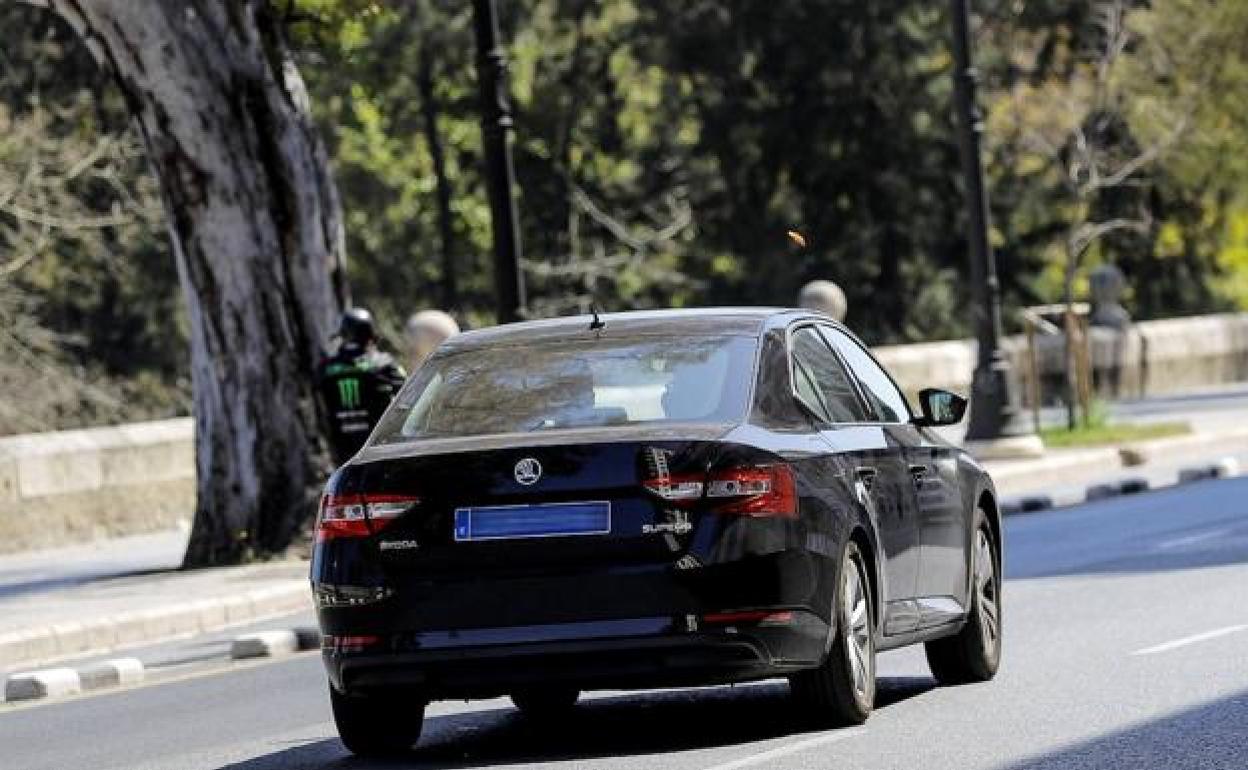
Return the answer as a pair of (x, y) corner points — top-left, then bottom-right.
(453, 502), (611, 541)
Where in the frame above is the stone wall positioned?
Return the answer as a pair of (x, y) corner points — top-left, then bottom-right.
(0, 419), (194, 554)
(875, 312), (1248, 402)
(3, 312), (1247, 553)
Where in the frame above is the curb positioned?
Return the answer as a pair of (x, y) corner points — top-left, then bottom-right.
(1001, 495), (1054, 516)
(991, 426), (1248, 499)
(4, 657), (144, 703)
(3, 624), (322, 704)
(1003, 455), (1240, 516)
(80, 658), (145, 691)
(1177, 457), (1240, 484)
(988, 447), (1121, 496)
(230, 626), (321, 660)
(0, 581), (311, 672)
(1117, 426), (1248, 468)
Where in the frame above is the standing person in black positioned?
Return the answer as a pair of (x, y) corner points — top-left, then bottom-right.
(318, 308), (407, 465)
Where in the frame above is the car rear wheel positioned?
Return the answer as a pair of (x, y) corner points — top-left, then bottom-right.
(789, 539), (875, 725)
(925, 510), (1002, 685)
(330, 685), (426, 757)
(511, 687), (580, 717)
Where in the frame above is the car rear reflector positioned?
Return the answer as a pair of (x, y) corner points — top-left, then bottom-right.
(323, 634), (381, 653)
(703, 610), (795, 626)
(316, 494), (419, 542)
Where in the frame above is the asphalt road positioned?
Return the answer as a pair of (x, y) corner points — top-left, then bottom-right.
(3, 478), (1247, 770)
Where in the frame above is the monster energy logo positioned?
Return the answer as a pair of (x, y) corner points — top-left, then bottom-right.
(337, 378), (362, 409)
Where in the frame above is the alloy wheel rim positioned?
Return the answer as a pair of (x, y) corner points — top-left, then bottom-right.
(975, 529), (1000, 654)
(843, 558), (873, 701)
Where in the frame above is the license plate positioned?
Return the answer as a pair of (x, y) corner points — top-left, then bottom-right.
(453, 501), (611, 542)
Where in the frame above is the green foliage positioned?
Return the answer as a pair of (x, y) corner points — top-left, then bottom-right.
(295, 0), (986, 343)
(1039, 420), (1188, 448)
(1119, 0), (1248, 314)
(982, 0), (1248, 324)
(6, 0), (1248, 435)
(0, 5), (188, 435)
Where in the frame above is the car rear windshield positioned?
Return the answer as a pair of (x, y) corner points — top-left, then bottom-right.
(370, 334), (758, 443)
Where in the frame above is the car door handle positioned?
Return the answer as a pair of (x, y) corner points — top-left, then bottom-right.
(855, 467), (877, 491)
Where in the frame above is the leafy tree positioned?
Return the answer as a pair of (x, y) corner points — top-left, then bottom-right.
(1120, 0), (1248, 312)
(622, 1), (973, 342)
(0, 5), (186, 434)
(7, 0), (1248, 488)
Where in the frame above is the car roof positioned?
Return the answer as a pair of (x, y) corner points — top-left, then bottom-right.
(439, 307), (839, 352)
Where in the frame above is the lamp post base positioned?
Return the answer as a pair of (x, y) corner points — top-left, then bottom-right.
(964, 357), (1045, 460)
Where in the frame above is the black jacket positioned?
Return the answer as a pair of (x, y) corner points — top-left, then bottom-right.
(318, 344), (407, 464)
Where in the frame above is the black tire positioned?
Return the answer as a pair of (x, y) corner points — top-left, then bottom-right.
(925, 508), (1002, 685)
(330, 684), (426, 758)
(789, 539), (875, 725)
(511, 687), (580, 717)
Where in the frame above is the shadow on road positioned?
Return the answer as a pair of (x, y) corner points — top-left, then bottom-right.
(996, 687), (1248, 770)
(0, 566), (181, 600)
(214, 676), (936, 770)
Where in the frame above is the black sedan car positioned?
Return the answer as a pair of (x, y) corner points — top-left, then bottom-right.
(312, 308), (1002, 756)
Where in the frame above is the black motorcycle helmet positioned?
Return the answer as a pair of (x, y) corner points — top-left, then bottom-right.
(337, 307), (376, 347)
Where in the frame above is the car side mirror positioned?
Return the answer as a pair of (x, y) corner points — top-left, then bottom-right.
(914, 388), (967, 427)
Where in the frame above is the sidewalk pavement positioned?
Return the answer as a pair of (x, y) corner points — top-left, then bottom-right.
(0, 546), (310, 673)
(0, 529), (188, 600)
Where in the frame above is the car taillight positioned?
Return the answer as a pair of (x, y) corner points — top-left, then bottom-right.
(316, 494), (419, 542)
(642, 474), (705, 502)
(643, 463), (798, 519)
(706, 465), (798, 518)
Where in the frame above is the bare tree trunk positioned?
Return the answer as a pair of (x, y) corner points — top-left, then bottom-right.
(1062, 238), (1080, 430)
(26, 0), (346, 566)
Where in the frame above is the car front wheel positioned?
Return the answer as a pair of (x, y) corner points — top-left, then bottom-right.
(330, 684), (426, 757)
(925, 509), (1002, 684)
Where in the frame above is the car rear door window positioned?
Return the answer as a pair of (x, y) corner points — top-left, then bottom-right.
(790, 327), (868, 423)
(820, 326), (911, 423)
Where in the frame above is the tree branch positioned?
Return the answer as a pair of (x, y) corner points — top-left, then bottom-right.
(1069, 215), (1152, 258)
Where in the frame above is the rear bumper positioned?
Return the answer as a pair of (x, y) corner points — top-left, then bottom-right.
(325, 615), (828, 699)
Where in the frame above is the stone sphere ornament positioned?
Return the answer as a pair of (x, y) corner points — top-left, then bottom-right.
(798, 279), (848, 322)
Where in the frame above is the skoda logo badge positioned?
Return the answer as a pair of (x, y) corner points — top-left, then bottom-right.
(514, 458), (542, 486)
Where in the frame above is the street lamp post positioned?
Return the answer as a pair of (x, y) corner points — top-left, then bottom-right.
(949, 0), (1041, 455)
(471, 0), (526, 323)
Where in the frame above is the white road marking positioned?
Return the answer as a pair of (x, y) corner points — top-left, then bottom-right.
(1132, 625), (1248, 656)
(1154, 527), (1235, 551)
(699, 728), (865, 770)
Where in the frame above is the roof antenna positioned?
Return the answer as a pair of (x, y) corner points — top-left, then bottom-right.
(589, 303), (606, 332)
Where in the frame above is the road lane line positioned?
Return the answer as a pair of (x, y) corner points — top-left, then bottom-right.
(1131, 625), (1248, 656)
(699, 728), (865, 770)
(1154, 527), (1234, 551)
